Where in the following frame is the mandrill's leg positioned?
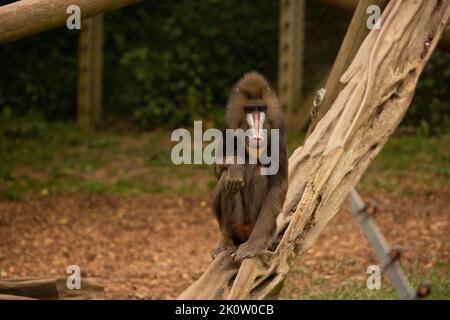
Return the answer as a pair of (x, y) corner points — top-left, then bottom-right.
(211, 165), (245, 259)
(211, 192), (242, 259)
(233, 176), (287, 263)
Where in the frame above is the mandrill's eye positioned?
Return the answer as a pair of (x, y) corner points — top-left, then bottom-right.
(243, 105), (267, 113)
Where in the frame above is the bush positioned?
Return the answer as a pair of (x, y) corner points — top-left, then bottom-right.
(0, 0), (448, 133)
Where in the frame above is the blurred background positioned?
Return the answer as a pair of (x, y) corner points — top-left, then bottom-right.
(0, 0), (448, 299)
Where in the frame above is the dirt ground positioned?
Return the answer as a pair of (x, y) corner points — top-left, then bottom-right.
(0, 187), (449, 299)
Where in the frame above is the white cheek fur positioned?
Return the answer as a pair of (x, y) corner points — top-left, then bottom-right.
(246, 113), (253, 128)
(259, 112), (265, 129)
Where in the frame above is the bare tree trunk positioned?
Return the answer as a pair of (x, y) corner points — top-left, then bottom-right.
(179, 0), (450, 300)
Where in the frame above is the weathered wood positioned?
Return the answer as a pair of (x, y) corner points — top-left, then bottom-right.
(179, 0), (450, 300)
(278, 0), (305, 129)
(0, 277), (105, 300)
(78, 15), (104, 128)
(0, 0), (142, 45)
(308, 0), (389, 134)
(0, 294), (36, 300)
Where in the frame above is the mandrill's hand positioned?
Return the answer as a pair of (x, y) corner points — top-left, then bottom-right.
(225, 164), (245, 193)
(232, 241), (264, 263)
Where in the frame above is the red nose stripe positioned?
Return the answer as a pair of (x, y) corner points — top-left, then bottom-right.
(252, 111), (260, 137)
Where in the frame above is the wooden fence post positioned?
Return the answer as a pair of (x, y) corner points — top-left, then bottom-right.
(278, 0), (305, 129)
(77, 14), (103, 128)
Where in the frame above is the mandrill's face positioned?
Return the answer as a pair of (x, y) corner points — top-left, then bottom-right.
(243, 100), (268, 153)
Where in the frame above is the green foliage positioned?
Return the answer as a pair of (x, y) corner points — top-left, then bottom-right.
(103, 0), (278, 129)
(0, 0), (448, 132)
(405, 50), (450, 134)
(0, 26), (78, 120)
(360, 133), (450, 195)
(0, 107), (48, 139)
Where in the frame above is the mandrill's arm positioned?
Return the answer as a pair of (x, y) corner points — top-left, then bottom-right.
(214, 161), (245, 192)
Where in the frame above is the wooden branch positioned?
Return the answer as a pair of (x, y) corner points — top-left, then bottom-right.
(0, 277), (104, 300)
(179, 0), (450, 300)
(0, 0), (143, 45)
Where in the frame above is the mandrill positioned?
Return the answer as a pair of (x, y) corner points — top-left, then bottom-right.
(212, 71), (288, 263)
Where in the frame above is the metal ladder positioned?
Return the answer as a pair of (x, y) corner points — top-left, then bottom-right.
(348, 188), (431, 299)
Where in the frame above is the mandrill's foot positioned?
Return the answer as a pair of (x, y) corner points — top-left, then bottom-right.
(211, 243), (237, 259)
(232, 241), (264, 264)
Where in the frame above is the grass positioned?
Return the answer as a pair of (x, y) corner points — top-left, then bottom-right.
(360, 134), (450, 196)
(284, 261), (450, 299)
(0, 118), (449, 199)
(0, 120), (212, 199)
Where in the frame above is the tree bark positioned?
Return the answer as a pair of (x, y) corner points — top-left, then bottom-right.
(179, 0), (450, 300)
(0, 277), (104, 300)
(0, 0), (143, 45)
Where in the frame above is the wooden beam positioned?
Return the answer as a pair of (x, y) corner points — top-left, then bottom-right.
(0, 277), (104, 300)
(278, 0), (305, 129)
(0, 0), (142, 45)
(78, 15), (104, 128)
